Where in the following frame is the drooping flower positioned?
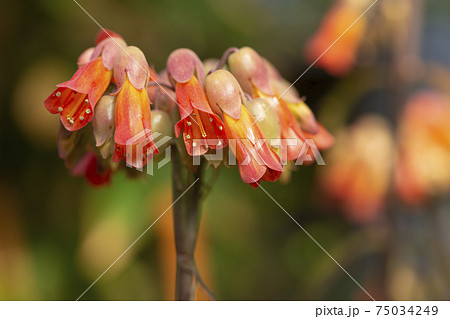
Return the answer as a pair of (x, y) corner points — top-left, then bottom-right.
(320, 115), (394, 224)
(304, 0), (369, 76)
(111, 46), (158, 168)
(57, 122), (113, 186)
(395, 91), (450, 205)
(205, 70), (283, 187)
(44, 30), (126, 131)
(228, 47), (334, 163)
(167, 49), (227, 156)
(71, 151), (113, 186)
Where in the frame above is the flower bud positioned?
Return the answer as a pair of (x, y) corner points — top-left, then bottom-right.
(77, 47), (95, 66)
(245, 98), (281, 143)
(92, 95), (115, 147)
(151, 110), (173, 156)
(228, 47), (274, 96)
(95, 29), (124, 45)
(204, 70), (245, 119)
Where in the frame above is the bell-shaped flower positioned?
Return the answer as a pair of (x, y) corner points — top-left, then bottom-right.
(205, 70), (283, 187)
(57, 123), (113, 186)
(320, 115), (394, 224)
(71, 152), (113, 186)
(228, 48), (306, 162)
(167, 49), (227, 156)
(395, 91), (450, 205)
(44, 30), (126, 131)
(229, 47), (334, 162)
(111, 46), (158, 168)
(304, 0), (369, 76)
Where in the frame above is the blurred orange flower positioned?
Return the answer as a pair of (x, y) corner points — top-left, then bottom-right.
(305, 0), (369, 77)
(395, 91), (450, 205)
(320, 115), (394, 223)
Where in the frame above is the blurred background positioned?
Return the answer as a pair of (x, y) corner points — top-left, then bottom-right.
(1, 0), (450, 300)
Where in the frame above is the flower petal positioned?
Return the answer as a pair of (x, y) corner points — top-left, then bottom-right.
(205, 70), (243, 119)
(167, 49), (205, 85)
(58, 57), (112, 108)
(228, 47), (274, 96)
(114, 46), (149, 91)
(95, 29), (124, 45)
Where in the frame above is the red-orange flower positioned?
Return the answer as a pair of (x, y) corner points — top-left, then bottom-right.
(320, 115), (394, 224)
(44, 30), (126, 131)
(224, 106), (283, 188)
(304, 0), (368, 76)
(395, 91), (450, 205)
(167, 49), (227, 156)
(111, 46), (158, 168)
(71, 151), (113, 186)
(228, 47), (309, 162)
(205, 70), (283, 188)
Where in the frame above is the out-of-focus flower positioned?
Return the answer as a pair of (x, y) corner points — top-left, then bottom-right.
(57, 123), (114, 186)
(205, 70), (283, 187)
(111, 46), (159, 168)
(44, 30), (126, 131)
(71, 151), (113, 186)
(320, 115), (394, 224)
(167, 49), (227, 156)
(395, 91), (450, 205)
(12, 59), (69, 148)
(304, 0), (369, 76)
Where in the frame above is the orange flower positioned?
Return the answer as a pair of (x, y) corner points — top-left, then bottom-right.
(320, 115), (394, 224)
(44, 30), (126, 131)
(205, 70), (283, 187)
(111, 46), (158, 168)
(228, 47), (333, 163)
(167, 49), (227, 156)
(71, 152), (112, 186)
(304, 0), (368, 76)
(224, 106), (283, 188)
(395, 91), (450, 205)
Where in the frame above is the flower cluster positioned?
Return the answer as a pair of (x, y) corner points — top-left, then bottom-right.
(44, 30), (333, 187)
(320, 90), (450, 223)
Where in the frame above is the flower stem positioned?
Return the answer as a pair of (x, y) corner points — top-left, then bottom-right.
(171, 147), (205, 300)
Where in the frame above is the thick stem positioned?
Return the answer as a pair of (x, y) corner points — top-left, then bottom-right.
(171, 147), (204, 300)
